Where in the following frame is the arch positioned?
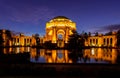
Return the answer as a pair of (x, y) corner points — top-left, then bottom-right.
(107, 38), (109, 45)
(58, 34), (63, 40)
(110, 38), (112, 46)
(57, 29), (65, 35)
(103, 38), (105, 45)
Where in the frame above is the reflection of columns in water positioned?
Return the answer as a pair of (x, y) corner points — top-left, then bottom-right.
(20, 47), (24, 53)
(84, 49), (91, 57)
(3, 48), (7, 54)
(44, 50), (71, 63)
(27, 47), (30, 52)
(83, 48), (117, 64)
(9, 48), (12, 53)
(45, 50), (52, 63)
(16, 47), (20, 53)
(24, 47), (30, 52)
(65, 50), (68, 62)
(31, 48), (36, 58)
(52, 50), (57, 63)
(64, 50), (72, 63)
(97, 48), (102, 59)
(40, 49), (45, 57)
(112, 49), (117, 64)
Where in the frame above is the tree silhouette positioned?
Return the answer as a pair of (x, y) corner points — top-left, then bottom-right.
(105, 31), (112, 36)
(34, 33), (40, 46)
(43, 41), (56, 49)
(95, 32), (98, 36)
(0, 35), (4, 46)
(67, 30), (82, 49)
(82, 32), (89, 41)
(67, 30), (89, 49)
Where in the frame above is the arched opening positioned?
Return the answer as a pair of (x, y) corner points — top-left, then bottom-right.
(57, 30), (65, 48)
(58, 34), (63, 40)
(110, 38), (112, 46)
(57, 34), (64, 48)
(103, 38), (105, 45)
(107, 38), (109, 45)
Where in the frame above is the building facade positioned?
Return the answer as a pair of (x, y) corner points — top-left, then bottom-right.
(85, 32), (117, 47)
(0, 16), (118, 48)
(45, 16), (76, 47)
(0, 30), (44, 47)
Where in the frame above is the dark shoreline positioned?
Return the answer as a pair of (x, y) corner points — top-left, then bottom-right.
(0, 63), (120, 77)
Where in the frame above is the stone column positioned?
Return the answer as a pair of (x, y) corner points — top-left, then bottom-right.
(65, 27), (69, 43)
(52, 27), (56, 43)
(20, 36), (24, 46)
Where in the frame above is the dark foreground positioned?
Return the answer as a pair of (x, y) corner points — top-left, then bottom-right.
(0, 63), (120, 78)
(0, 51), (120, 78)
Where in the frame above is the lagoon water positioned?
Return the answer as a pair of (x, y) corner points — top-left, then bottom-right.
(1, 47), (120, 64)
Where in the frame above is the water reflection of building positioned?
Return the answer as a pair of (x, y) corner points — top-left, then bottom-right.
(30, 49), (73, 63)
(84, 48), (117, 64)
(0, 16), (118, 47)
(3, 47), (30, 54)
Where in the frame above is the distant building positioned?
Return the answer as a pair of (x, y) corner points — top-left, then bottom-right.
(0, 16), (118, 48)
(85, 32), (117, 47)
(0, 29), (44, 47)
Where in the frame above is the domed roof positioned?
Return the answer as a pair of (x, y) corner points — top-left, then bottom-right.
(53, 16), (69, 19)
(46, 16), (76, 29)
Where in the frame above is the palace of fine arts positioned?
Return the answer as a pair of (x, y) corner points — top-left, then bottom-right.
(0, 16), (120, 49)
(0, 16), (120, 77)
(1, 0), (120, 77)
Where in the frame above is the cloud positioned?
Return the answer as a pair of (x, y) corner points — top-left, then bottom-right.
(94, 24), (120, 32)
(0, 0), (55, 24)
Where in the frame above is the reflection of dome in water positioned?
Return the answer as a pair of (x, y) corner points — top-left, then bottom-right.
(46, 16), (76, 29)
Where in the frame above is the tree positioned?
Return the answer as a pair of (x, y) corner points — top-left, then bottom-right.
(34, 33), (40, 46)
(67, 30), (83, 49)
(95, 32), (98, 36)
(6, 30), (12, 39)
(67, 30), (89, 49)
(0, 35), (4, 46)
(43, 41), (56, 49)
(88, 32), (91, 36)
(82, 32), (89, 41)
(105, 31), (112, 36)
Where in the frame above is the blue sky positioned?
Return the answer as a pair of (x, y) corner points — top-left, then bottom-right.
(0, 0), (120, 36)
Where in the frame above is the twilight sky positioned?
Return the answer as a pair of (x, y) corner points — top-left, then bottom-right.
(0, 0), (120, 36)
